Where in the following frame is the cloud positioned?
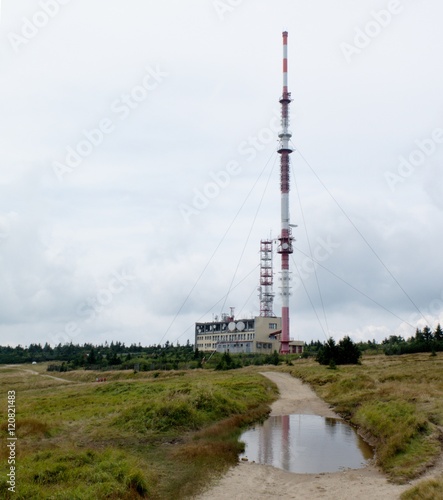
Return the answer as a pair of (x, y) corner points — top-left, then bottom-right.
(1, 1), (443, 347)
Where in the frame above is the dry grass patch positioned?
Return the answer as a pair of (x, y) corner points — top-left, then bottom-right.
(14, 418), (51, 438)
(401, 476), (443, 499)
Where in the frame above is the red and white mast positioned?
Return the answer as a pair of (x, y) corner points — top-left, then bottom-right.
(277, 31), (293, 354)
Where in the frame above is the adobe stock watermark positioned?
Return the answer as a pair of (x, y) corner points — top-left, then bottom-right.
(6, 390), (17, 494)
(384, 128), (443, 192)
(340, 0), (404, 64)
(49, 268), (136, 346)
(405, 290), (443, 330)
(179, 110), (281, 224)
(8, 0), (71, 53)
(52, 65), (167, 182)
(293, 235), (341, 291)
(212, 0), (244, 21)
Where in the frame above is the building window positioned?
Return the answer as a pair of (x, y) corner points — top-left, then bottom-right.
(269, 323), (277, 329)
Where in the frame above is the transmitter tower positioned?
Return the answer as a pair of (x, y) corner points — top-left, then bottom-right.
(277, 31), (294, 354)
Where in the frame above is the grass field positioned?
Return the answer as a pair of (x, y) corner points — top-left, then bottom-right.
(0, 365), (278, 499)
(1, 353), (443, 498)
(284, 352), (443, 495)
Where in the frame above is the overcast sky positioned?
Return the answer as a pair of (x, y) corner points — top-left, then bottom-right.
(1, 0), (443, 348)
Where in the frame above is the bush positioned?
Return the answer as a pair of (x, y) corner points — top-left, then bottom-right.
(215, 352), (240, 371)
(267, 351), (280, 366)
(316, 336), (361, 366)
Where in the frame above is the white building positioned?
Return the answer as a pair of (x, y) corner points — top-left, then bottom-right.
(195, 314), (304, 355)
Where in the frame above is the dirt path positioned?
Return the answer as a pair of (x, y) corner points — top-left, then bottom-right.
(19, 368), (74, 383)
(0, 365), (75, 384)
(195, 371), (408, 500)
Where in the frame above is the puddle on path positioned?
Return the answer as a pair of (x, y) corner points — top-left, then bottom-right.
(239, 414), (373, 474)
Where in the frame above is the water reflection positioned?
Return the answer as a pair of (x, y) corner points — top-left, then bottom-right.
(240, 414), (373, 474)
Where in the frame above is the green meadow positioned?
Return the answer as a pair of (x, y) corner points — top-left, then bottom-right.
(0, 366), (277, 499)
(1, 352), (443, 499)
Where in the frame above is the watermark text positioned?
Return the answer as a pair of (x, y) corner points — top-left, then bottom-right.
(8, 0), (72, 52)
(52, 65), (167, 181)
(212, 0), (244, 21)
(6, 390), (16, 493)
(384, 128), (443, 192)
(340, 0), (404, 64)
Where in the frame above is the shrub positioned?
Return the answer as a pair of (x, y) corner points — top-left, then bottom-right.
(316, 336), (361, 366)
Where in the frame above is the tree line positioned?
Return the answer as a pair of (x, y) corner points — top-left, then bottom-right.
(1, 341), (311, 372)
(2, 326), (436, 371)
(382, 324), (443, 355)
(0, 340), (196, 368)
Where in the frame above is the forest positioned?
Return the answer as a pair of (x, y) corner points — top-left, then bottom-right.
(381, 324), (443, 355)
(1, 324), (441, 369)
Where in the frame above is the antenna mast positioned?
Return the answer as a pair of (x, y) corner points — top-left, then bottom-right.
(277, 31), (294, 354)
(259, 239), (275, 317)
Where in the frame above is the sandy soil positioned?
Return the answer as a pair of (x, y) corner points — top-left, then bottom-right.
(195, 371), (413, 500)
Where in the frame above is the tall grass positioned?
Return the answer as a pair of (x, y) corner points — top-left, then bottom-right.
(0, 448), (150, 499)
(0, 365), (278, 499)
(288, 353), (443, 483)
(401, 477), (443, 499)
